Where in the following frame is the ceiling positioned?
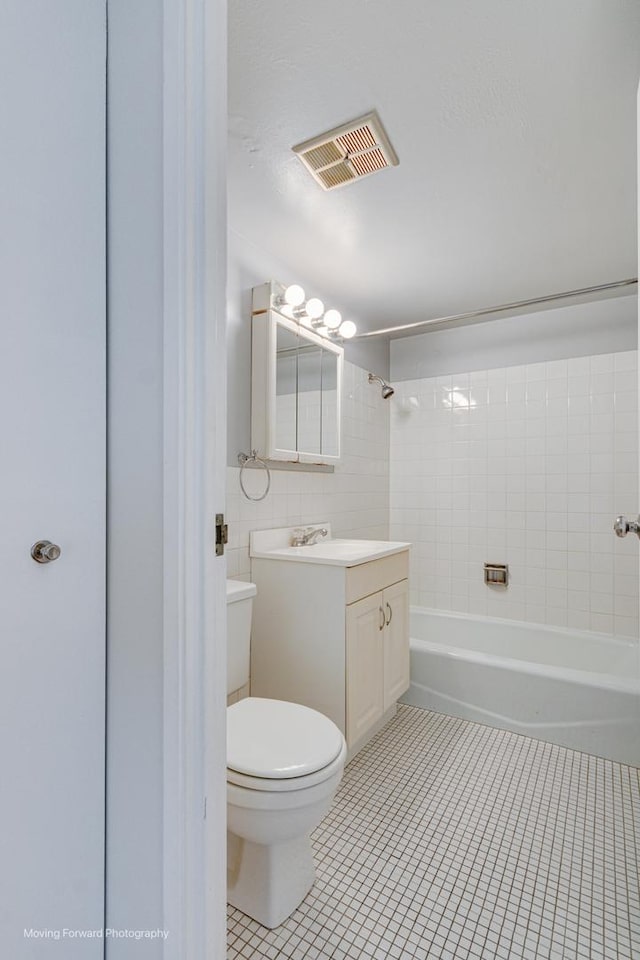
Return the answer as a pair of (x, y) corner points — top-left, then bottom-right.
(228, 0), (640, 337)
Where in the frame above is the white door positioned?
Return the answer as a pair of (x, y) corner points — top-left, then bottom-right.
(0, 2), (106, 955)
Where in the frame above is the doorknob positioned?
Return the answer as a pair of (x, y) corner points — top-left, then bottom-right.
(613, 516), (640, 539)
(31, 540), (62, 563)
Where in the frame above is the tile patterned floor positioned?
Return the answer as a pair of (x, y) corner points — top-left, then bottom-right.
(227, 706), (640, 959)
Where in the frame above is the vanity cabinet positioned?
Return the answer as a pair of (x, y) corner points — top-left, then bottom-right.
(346, 579), (409, 746)
(382, 578), (411, 708)
(250, 546), (410, 756)
(346, 593), (385, 747)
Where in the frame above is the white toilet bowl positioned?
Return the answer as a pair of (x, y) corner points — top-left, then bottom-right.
(227, 696), (347, 929)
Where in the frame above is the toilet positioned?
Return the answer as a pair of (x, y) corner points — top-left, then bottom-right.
(226, 579), (347, 929)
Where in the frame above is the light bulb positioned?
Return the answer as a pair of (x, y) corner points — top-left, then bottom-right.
(277, 283), (305, 307)
(339, 320), (357, 339)
(305, 297), (324, 319)
(324, 309), (342, 330)
(284, 284), (305, 306)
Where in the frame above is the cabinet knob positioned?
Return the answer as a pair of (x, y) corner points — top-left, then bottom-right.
(379, 606), (385, 631)
(385, 602), (392, 626)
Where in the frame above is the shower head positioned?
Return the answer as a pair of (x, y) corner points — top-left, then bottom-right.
(368, 373), (395, 399)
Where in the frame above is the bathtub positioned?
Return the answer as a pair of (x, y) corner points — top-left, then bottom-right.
(402, 608), (640, 766)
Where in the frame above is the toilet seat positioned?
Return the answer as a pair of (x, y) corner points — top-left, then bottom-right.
(227, 697), (345, 792)
(227, 744), (347, 793)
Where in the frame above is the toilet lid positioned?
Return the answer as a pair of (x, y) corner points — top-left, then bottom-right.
(227, 698), (344, 779)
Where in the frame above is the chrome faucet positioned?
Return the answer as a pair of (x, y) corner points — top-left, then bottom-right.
(291, 526), (328, 547)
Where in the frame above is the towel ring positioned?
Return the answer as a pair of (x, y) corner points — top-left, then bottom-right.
(238, 450), (271, 502)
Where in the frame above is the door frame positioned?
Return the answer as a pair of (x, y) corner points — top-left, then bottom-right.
(161, 0), (227, 956)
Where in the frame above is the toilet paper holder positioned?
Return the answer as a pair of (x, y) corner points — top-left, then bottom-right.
(484, 563), (509, 587)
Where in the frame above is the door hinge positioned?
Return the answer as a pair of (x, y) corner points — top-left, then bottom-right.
(215, 513), (228, 556)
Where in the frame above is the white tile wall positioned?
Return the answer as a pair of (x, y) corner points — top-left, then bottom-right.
(227, 362), (389, 579)
(390, 351), (639, 638)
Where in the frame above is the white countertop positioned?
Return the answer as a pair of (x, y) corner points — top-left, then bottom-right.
(250, 537), (411, 567)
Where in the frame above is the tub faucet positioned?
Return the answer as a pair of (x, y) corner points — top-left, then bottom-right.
(291, 526), (328, 547)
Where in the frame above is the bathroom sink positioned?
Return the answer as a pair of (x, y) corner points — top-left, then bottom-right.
(250, 537), (410, 567)
(292, 540), (399, 559)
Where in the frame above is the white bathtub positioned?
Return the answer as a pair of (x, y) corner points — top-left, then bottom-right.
(402, 608), (640, 766)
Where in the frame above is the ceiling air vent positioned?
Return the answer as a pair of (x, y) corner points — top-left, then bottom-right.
(292, 111), (399, 191)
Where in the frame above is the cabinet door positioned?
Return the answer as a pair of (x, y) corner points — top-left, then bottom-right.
(383, 579), (410, 711)
(346, 591), (385, 747)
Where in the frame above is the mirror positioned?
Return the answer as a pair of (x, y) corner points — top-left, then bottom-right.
(296, 342), (323, 457)
(251, 300), (344, 464)
(321, 347), (339, 458)
(275, 324), (298, 453)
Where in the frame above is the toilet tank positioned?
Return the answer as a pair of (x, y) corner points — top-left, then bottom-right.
(226, 579), (257, 695)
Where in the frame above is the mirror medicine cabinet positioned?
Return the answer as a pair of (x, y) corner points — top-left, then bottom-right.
(251, 282), (344, 465)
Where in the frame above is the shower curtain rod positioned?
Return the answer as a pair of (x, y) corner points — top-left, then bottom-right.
(356, 277), (638, 339)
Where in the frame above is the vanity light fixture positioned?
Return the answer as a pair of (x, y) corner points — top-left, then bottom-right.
(274, 283), (305, 310)
(294, 297), (325, 325)
(305, 297), (324, 319)
(335, 319), (356, 339)
(324, 309), (342, 330)
(270, 281), (357, 342)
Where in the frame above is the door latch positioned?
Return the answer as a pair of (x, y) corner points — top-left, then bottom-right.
(215, 513), (228, 556)
(31, 540), (62, 564)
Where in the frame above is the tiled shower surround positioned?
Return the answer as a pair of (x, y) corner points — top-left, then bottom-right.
(390, 352), (639, 638)
(227, 361), (390, 579)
